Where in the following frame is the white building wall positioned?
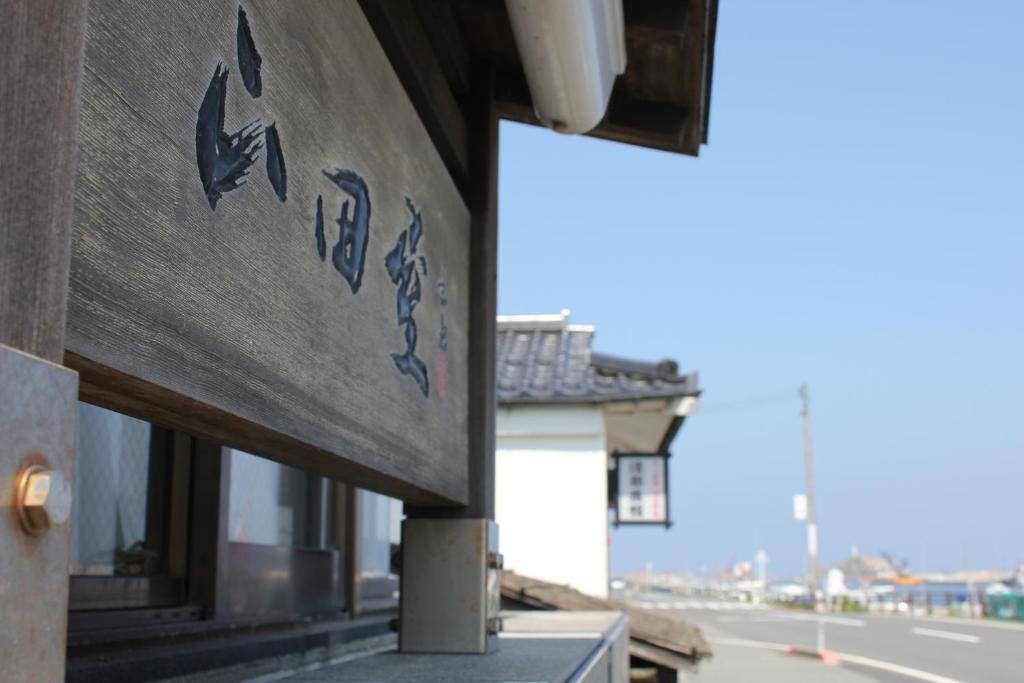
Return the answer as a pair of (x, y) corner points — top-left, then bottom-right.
(496, 404), (609, 598)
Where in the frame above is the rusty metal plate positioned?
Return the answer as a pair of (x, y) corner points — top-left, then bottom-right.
(0, 343), (78, 683)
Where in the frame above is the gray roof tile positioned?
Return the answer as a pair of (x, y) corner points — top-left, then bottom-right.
(496, 317), (699, 405)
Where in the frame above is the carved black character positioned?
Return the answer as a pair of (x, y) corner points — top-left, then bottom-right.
(384, 199), (429, 397)
(314, 195), (327, 261)
(196, 7), (290, 209)
(317, 169), (370, 294)
(393, 319), (428, 396)
(236, 6), (262, 98)
(264, 123), (287, 202)
(195, 64), (262, 210)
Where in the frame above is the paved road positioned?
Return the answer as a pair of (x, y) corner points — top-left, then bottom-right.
(629, 594), (1024, 683)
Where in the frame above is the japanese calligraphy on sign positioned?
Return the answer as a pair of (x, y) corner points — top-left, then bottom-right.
(614, 454), (670, 526)
(194, 6), (450, 398)
(67, 0), (472, 504)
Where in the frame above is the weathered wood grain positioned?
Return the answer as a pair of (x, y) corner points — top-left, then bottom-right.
(410, 65), (498, 520)
(501, 571), (711, 661)
(0, 0), (88, 362)
(67, 0), (470, 505)
(358, 0), (470, 195)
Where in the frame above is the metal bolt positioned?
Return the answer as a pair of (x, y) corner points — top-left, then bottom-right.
(16, 465), (72, 535)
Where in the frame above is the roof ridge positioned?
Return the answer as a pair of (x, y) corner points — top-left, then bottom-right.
(591, 351), (686, 383)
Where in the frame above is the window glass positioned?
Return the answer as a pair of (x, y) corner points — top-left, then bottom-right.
(71, 403), (154, 576)
(358, 491), (402, 578)
(228, 449), (338, 549)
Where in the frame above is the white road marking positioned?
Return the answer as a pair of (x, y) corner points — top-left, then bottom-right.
(911, 627), (981, 644)
(804, 614), (866, 627)
(628, 598), (767, 612)
(901, 614), (1024, 632)
(835, 652), (964, 683)
(708, 636), (794, 652)
(748, 612), (865, 627)
(709, 637), (965, 683)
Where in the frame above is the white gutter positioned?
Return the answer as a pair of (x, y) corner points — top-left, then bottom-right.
(504, 0), (627, 135)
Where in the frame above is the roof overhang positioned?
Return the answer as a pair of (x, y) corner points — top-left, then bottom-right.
(453, 0), (719, 155)
(604, 394), (698, 454)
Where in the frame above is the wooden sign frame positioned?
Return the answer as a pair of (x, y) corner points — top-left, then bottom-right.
(65, 0), (475, 505)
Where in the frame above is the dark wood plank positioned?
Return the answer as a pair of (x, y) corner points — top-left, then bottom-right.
(496, 75), (690, 155)
(700, 0), (720, 144)
(406, 64), (498, 519)
(413, 0), (471, 98)
(459, 0), (714, 157)
(679, 0), (715, 153)
(344, 485), (360, 614)
(463, 65), (500, 519)
(0, 0), (88, 361)
(187, 440), (231, 619)
(166, 431), (193, 582)
(358, 0), (470, 194)
(67, 0), (471, 505)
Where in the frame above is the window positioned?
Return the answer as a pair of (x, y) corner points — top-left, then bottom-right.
(72, 404), (154, 575)
(66, 407), (394, 629)
(225, 449), (346, 618)
(228, 449), (339, 549)
(68, 403), (189, 617)
(355, 491), (402, 610)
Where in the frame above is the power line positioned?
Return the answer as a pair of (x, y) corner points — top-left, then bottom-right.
(697, 390), (797, 415)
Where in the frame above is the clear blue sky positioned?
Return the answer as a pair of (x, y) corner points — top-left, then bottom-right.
(497, 0), (1023, 578)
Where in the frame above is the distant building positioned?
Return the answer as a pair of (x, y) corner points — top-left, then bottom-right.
(495, 312), (700, 597)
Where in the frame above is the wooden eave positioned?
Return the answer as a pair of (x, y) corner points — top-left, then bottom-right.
(453, 0), (719, 156)
(360, 0), (719, 199)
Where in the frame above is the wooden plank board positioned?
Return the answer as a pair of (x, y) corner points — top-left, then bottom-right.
(501, 571), (711, 661)
(66, 0), (470, 505)
(0, 0), (88, 362)
(358, 0), (470, 194)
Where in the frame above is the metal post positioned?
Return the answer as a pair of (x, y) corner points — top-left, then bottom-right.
(800, 383), (819, 610)
(0, 346), (79, 683)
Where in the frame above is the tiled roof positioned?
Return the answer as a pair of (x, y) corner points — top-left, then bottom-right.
(496, 313), (699, 405)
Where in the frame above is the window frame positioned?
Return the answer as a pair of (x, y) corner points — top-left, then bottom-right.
(67, 411), (399, 641)
(68, 424), (193, 633)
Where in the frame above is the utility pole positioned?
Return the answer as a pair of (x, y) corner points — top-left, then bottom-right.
(800, 383), (820, 611)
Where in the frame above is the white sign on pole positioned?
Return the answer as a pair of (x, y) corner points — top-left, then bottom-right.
(793, 493), (808, 521)
(807, 523), (818, 556)
(616, 454), (668, 524)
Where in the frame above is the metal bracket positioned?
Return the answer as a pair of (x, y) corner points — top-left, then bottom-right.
(399, 518), (500, 654)
(0, 343), (79, 683)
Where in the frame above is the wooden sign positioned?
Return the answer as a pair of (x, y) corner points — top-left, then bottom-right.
(66, 0), (470, 505)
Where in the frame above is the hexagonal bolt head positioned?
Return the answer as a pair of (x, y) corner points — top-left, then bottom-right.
(19, 467), (72, 534)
